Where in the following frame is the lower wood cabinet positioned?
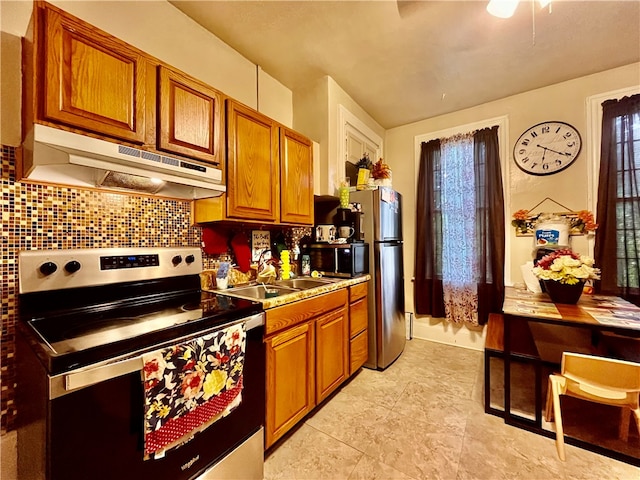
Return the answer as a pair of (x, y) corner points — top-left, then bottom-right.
(264, 283), (368, 449)
(315, 308), (349, 403)
(265, 321), (315, 449)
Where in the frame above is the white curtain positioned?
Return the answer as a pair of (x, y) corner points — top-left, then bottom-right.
(441, 133), (479, 324)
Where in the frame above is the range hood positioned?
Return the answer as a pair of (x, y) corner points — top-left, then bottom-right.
(21, 125), (226, 199)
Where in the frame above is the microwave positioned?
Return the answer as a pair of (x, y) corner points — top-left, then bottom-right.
(308, 243), (369, 278)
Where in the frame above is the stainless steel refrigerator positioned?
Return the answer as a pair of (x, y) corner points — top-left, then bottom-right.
(350, 187), (405, 370)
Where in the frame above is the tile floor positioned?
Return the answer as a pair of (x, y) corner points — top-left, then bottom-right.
(263, 339), (639, 480)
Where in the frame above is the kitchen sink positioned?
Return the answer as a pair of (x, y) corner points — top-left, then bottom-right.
(222, 277), (339, 301)
(225, 285), (298, 300)
(275, 278), (336, 290)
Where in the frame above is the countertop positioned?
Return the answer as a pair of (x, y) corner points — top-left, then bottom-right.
(206, 275), (371, 309)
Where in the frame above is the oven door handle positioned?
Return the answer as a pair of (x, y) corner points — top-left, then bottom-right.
(51, 313), (264, 399)
(63, 356), (143, 393)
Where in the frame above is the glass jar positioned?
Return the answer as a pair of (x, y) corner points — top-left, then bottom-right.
(338, 178), (350, 208)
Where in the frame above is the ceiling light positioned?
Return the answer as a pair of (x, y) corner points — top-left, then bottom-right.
(486, 0), (520, 18)
(487, 0), (551, 18)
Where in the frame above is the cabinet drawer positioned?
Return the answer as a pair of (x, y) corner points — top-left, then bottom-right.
(350, 329), (368, 375)
(349, 296), (368, 338)
(265, 289), (348, 336)
(349, 281), (368, 302)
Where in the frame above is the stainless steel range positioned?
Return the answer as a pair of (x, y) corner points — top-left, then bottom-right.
(16, 247), (265, 480)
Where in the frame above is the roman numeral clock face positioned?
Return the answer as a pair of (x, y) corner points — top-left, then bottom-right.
(513, 121), (582, 175)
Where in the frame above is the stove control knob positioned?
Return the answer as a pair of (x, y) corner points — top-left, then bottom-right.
(39, 261), (58, 276)
(64, 260), (82, 274)
(172, 255), (183, 266)
(185, 254), (195, 264)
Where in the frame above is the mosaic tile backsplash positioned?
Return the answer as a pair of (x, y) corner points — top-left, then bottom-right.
(1, 145), (199, 433)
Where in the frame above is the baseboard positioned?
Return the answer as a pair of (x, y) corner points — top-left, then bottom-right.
(411, 314), (486, 351)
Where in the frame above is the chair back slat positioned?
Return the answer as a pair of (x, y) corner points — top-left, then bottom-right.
(561, 352), (640, 391)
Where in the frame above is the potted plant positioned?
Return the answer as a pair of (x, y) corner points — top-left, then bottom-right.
(532, 249), (601, 304)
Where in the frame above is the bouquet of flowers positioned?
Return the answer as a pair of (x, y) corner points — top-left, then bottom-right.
(532, 248), (600, 285)
(371, 158), (391, 180)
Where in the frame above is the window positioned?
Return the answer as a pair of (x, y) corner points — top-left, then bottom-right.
(414, 127), (505, 325)
(594, 93), (640, 304)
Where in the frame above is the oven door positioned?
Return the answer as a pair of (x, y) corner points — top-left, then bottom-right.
(19, 314), (265, 480)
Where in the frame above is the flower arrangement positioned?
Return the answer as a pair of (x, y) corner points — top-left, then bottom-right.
(511, 209), (598, 236)
(532, 248), (601, 285)
(371, 158), (391, 180)
(570, 210), (598, 233)
(511, 209), (531, 234)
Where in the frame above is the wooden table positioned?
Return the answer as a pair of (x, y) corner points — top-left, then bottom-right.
(496, 287), (640, 465)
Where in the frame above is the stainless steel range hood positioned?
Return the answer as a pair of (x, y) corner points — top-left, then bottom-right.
(20, 125), (226, 199)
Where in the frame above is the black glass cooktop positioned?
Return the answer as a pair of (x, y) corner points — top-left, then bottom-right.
(19, 279), (262, 374)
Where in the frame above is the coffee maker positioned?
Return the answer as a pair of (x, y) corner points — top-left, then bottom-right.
(335, 208), (364, 243)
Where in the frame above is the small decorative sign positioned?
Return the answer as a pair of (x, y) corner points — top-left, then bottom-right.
(251, 230), (271, 262)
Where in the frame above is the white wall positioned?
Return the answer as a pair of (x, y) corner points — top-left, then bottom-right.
(293, 75), (385, 196)
(0, 0), (293, 146)
(386, 63), (640, 350)
(294, 76), (331, 194)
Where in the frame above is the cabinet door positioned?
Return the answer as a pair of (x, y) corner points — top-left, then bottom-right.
(265, 321), (315, 448)
(41, 5), (148, 143)
(157, 66), (223, 166)
(226, 100), (279, 222)
(315, 307), (349, 403)
(280, 128), (313, 225)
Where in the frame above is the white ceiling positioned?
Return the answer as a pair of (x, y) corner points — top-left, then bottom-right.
(170, 0), (640, 129)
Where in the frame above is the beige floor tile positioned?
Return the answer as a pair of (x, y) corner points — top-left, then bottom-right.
(339, 368), (409, 409)
(264, 423), (362, 480)
(347, 454), (415, 480)
(265, 339), (639, 480)
(459, 409), (565, 480)
(391, 381), (473, 436)
(305, 390), (392, 452)
(560, 446), (640, 480)
(362, 410), (464, 480)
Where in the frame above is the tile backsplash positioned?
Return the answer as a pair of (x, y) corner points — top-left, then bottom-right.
(1, 145), (202, 433)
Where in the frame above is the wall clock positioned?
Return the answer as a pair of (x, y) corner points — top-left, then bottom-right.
(513, 121), (582, 175)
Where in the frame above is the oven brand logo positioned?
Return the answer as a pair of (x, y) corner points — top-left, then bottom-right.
(181, 455), (200, 471)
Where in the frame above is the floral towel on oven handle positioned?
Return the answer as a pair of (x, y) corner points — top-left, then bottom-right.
(142, 322), (246, 459)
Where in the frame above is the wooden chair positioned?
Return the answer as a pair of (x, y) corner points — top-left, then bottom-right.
(544, 352), (640, 461)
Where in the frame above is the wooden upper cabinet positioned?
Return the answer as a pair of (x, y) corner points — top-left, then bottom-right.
(38, 4), (149, 143)
(226, 100), (279, 222)
(280, 127), (313, 225)
(157, 66), (223, 166)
